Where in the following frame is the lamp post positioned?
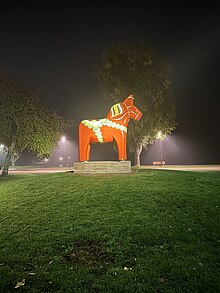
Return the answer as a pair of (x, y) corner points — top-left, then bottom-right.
(156, 131), (164, 166)
(60, 135), (71, 168)
(61, 135), (67, 167)
(59, 156), (63, 167)
(67, 156), (71, 169)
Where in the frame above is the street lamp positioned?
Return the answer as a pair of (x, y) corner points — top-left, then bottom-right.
(61, 135), (66, 143)
(60, 135), (72, 168)
(61, 135), (68, 167)
(156, 131), (165, 166)
(67, 156), (71, 169)
(59, 156), (63, 167)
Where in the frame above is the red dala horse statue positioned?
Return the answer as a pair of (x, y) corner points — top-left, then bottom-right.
(79, 94), (143, 161)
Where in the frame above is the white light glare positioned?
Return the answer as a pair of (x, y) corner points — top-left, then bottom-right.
(61, 136), (66, 142)
(156, 131), (163, 140)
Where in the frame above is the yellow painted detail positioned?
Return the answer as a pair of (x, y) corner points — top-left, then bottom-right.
(113, 104), (119, 116)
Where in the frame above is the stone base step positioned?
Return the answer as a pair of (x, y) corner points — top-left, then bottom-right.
(74, 161), (131, 174)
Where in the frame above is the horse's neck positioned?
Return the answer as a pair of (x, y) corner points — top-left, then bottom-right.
(106, 105), (130, 126)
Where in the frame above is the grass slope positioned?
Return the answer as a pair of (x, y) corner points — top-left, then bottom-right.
(0, 170), (219, 292)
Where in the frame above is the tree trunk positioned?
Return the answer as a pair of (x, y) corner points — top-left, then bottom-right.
(134, 145), (142, 166)
(2, 142), (15, 176)
(11, 153), (20, 167)
(11, 154), (16, 167)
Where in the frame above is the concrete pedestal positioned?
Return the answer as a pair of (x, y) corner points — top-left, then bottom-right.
(74, 161), (131, 174)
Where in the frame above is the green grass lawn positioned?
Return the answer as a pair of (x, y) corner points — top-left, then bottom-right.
(0, 170), (219, 292)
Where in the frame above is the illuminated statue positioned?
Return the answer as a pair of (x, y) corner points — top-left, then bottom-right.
(79, 94), (142, 161)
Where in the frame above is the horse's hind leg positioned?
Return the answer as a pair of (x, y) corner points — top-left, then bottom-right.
(79, 138), (90, 161)
(79, 124), (91, 161)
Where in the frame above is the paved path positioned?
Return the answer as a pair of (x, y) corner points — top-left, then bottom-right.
(1, 165), (220, 175)
(1, 167), (73, 175)
(139, 165), (220, 172)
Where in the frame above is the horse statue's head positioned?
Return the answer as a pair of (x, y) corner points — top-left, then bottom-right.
(107, 94), (142, 123)
(123, 94), (142, 121)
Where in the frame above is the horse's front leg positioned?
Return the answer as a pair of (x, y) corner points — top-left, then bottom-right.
(86, 143), (91, 161)
(122, 132), (127, 160)
(114, 131), (127, 161)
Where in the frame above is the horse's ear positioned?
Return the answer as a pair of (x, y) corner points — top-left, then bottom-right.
(124, 95), (134, 105)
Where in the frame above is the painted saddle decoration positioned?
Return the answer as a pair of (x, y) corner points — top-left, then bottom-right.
(79, 94), (142, 161)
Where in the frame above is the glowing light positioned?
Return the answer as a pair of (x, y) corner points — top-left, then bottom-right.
(156, 131), (166, 141)
(61, 136), (66, 142)
(59, 157), (63, 161)
(156, 131), (163, 140)
(45, 158), (49, 162)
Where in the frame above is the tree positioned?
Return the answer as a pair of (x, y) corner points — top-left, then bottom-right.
(0, 73), (68, 176)
(96, 43), (176, 166)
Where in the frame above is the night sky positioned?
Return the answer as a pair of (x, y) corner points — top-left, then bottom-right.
(1, 2), (219, 164)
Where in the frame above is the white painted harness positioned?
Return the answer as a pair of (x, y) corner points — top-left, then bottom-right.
(82, 118), (127, 143)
